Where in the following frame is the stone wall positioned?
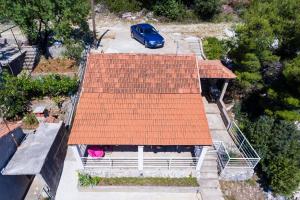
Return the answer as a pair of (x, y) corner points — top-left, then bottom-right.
(40, 124), (67, 198)
(220, 168), (254, 181)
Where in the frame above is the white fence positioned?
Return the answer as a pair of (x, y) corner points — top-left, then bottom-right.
(213, 121), (260, 171)
(81, 157), (197, 169)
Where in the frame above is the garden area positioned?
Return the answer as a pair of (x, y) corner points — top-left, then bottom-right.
(78, 173), (198, 187)
(0, 72), (78, 127)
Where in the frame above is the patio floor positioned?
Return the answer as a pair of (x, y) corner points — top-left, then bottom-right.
(56, 147), (199, 200)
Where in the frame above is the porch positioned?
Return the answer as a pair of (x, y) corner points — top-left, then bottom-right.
(73, 145), (209, 177)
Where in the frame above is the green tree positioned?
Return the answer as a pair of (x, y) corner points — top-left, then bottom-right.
(244, 116), (300, 196)
(194, 0), (221, 20)
(283, 55), (300, 94)
(0, 0), (90, 56)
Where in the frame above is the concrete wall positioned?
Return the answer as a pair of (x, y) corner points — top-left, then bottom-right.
(0, 128), (33, 200)
(39, 124), (68, 198)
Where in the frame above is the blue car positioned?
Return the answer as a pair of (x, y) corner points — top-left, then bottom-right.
(130, 23), (164, 48)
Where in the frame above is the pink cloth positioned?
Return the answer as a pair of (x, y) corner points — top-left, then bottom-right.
(87, 146), (105, 158)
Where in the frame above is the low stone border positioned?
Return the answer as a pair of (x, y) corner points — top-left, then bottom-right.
(78, 185), (199, 193)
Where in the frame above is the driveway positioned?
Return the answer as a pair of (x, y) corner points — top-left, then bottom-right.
(95, 22), (193, 54)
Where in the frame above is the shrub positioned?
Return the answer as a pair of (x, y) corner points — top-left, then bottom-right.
(102, 0), (141, 13)
(0, 72), (78, 119)
(78, 173), (101, 186)
(244, 116), (300, 195)
(194, 0), (221, 20)
(63, 40), (84, 64)
(0, 73), (29, 119)
(203, 37), (227, 59)
(23, 113), (39, 129)
(36, 74), (78, 97)
(153, 0), (186, 21)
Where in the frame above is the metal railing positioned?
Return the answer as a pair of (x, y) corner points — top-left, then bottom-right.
(227, 121), (260, 168)
(213, 122), (260, 170)
(65, 46), (90, 127)
(81, 157), (197, 169)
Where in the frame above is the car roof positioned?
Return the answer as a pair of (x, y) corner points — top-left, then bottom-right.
(137, 23), (154, 29)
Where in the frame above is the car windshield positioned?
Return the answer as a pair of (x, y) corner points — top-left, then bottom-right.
(143, 27), (157, 34)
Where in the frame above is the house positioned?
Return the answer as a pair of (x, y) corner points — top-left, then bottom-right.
(68, 53), (236, 177)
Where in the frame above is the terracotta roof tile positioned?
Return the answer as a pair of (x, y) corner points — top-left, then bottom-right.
(0, 122), (21, 138)
(69, 53), (212, 145)
(83, 53), (200, 94)
(198, 60), (236, 79)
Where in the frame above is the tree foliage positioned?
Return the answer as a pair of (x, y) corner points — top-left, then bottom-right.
(0, 0), (90, 55)
(153, 0), (186, 21)
(194, 0), (221, 20)
(244, 116), (300, 195)
(203, 37), (227, 59)
(229, 0), (300, 121)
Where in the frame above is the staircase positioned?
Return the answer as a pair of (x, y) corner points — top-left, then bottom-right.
(197, 146), (224, 200)
(22, 45), (39, 71)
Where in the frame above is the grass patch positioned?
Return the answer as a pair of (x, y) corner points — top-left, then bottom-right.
(78, 173), (198, 187)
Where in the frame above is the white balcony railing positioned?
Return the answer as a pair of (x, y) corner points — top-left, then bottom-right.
(81, 157), (198, 169)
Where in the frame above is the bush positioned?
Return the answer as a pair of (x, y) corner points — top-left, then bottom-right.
(153, 0), (186, 21)
(102, 0), (141, 13)
(0, 73), (29, 119)
(63, 40), (84, 64)
(244, 116), (300, 195)
(23, 113), (39, 129)
(35, 74), (78, 97)
(0, 72), (78, 119)
(194, 0), (221, 20)
(203, 37), (227, 59)
(78, 173), (101, 187)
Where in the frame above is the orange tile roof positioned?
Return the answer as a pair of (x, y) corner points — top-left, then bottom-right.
(69, 53), (212, 145)
(83, 53), (200, 94)
(198, 60), (236, 79)
(0, 122), (20, 138)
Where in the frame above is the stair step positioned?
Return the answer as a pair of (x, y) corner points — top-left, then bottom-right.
(198, 179), (220, 187)
(199, 188), (224, 200)
(199, 172), (219, 179)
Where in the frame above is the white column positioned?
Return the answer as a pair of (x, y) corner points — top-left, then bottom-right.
(219, 79), (229, 101)
(196, 146), (208, 171)
(138, 146), (144, 171)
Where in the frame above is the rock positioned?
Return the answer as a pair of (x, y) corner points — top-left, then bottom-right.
(136, 9), (147, 18)
(122, 12), (132, 19)
(222, 5), (234, 14)
(151, 18), (159, 22)
(146, 11), (154, 18)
